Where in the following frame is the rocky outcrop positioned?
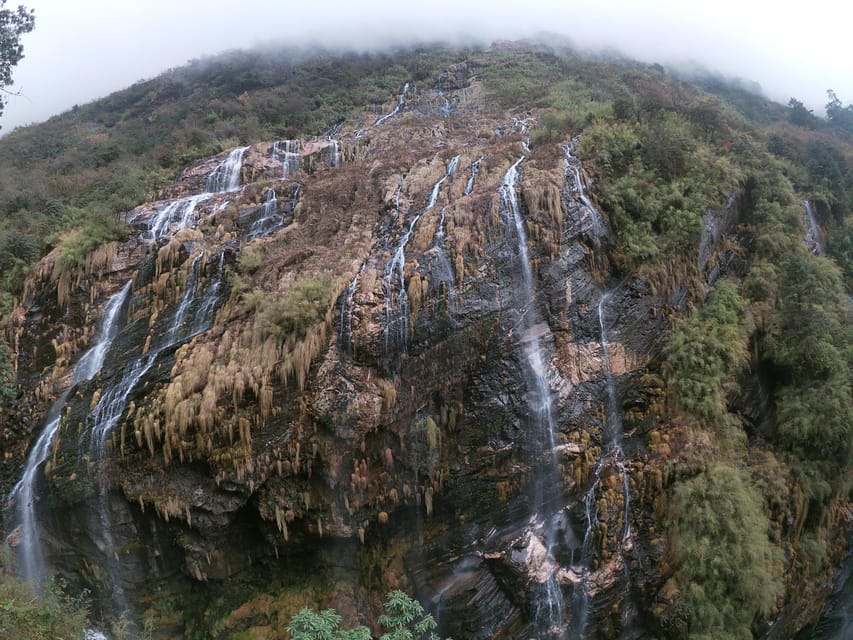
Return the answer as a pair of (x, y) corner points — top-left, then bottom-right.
(3, 67), (740, 638)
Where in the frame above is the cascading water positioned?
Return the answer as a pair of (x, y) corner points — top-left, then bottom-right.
(383, 213), (421, 352)
(464, 155), (483, 196)
(192, 252), (227, 329)
(138, 193), (210, 243)
(427, 207), (456, 293)
(73, 147), (238, 612)
(499, 156), (568, 637)
(338, 263), (366, 356)
(328, 139), (340, 168)
(246, 188), (282, 241)
(383, 156), (458, 353)
(206, 146), (250, 193)
(89, 241), (227, 461)
(84, 247), (227, 611)
(374, 82), (409, 126)
(272, 140), (300, 178)
(563, 143), (604, 239)
(802, 199), (823, 254)
(571, 292), (634, 639)
(7, 280), (131, 586)
(168, 252), (204, 341)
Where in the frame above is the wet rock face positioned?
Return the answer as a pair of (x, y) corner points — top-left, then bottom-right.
(3, 69), (740, 636)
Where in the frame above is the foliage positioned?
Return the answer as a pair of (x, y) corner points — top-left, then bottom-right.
(664, 465), (783, 639)
(247, 274), (333, 344)
(764, 254), (848, 381)
(826, 218), (853, 287)
(52, 212), (129, 276)
(0, 339), (14, 403)
(287, 607), (371, 640)
(287, 591), (449, 640)
(761, 253), (852, 496)
(664, 280), (748, 429)
(578, 107), (739, 264)
(0, 0), (34, 123)
(825, 89), (853, 133)
(0, 568), (89, 640)
(787, 98), (819, 129)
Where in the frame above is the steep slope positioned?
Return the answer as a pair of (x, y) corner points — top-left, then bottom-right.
(1, 42), (850, 640)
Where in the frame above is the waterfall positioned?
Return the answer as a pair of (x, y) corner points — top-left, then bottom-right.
(383, 156), (458, 354)
(803, 199), (823, 254)
(572, 292), (634, 638)
(8, 280), (132, 586)
(168, 252), (204, 341)
(206, 146), (249, 193)
(427, 155), (459, 209)
(246, 188), (283, 241)
(84, 250), (227, 609)
(383, 211), (423, 352)
(563, 143), (605, 239)
(464, 156), (483, 196)
(338, 263), (366, 356)
(142, 193), (210, 243)
(430, 208), (455, 288)
(325, 123), (342, 168)
(272, 140), (300, 178)
(374, 82), (409, 126)
(328, 139), (340, 168)
(499, 156), (568, 636)
(89, 252), (221, 458)
(192, 252), (227, 329)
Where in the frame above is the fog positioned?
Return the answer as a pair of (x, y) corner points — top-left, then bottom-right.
(2, 0), (852, 132)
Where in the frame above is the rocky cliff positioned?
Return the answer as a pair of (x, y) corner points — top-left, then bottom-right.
(1, 44), (850, 640)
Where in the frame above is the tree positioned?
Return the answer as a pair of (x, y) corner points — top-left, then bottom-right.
(787, 98), (818, 129)
(0, 0), (34, 123)
(825, 89), (853, 132)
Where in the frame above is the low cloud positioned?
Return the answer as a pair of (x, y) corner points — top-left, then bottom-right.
(2, 0), (851, 132)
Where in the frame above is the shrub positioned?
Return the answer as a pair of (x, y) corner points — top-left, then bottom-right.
(664, 465), (783, 639)
(252, 274), (333, 343)
(664, 280), (748, 430)
(0, 570), (89, 640)
(287, 590), (450, 640)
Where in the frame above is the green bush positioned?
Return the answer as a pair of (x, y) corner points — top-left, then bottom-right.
(287, 590), (450, 640)
(52, 212), (129, 276)
(0, 571), (89, 640)
(664, 280), (748, 430)
(246, 274), (333, 344)
(664, 465), (783, 639)
(0, 341), (15, 403)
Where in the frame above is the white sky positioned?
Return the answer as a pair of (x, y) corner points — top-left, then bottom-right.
(2, 0), (853, 132)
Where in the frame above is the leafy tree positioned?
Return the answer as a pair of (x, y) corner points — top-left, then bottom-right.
(0, 0), (34, 123)
(764, 254), (848, 381)
(787, 98), (819, 128)
(825, 89), (853, 132)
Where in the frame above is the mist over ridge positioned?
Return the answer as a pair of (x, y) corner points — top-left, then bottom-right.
(2, 0), (852, 132)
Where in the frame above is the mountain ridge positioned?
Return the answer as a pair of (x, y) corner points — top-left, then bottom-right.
(0, 40), (850, 640)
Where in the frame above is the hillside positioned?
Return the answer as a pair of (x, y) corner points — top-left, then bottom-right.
(0, 40), (851, 640)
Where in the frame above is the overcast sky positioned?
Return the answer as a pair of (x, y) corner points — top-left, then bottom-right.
(2, 0), (853, 132)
